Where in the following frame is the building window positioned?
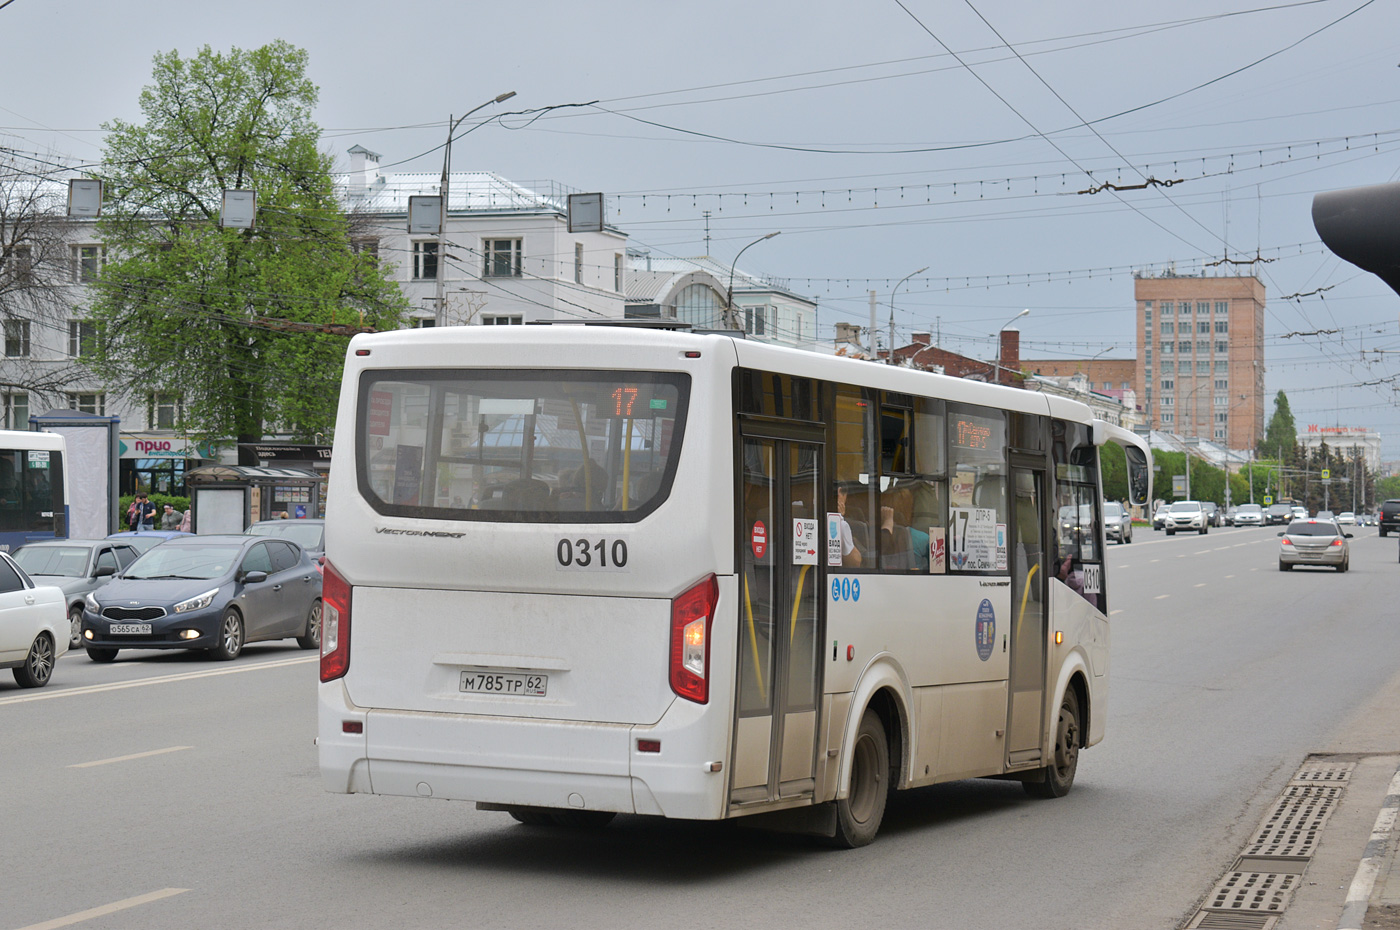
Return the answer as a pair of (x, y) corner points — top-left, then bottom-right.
(1215, 360), (1228, 373)
(482, 315), (523, 325)
(483, 238), (522, 277)
(1161, 320), (1174, 335)
(1214, 395), (1228, 407)
(149, 392), (182, 429)
(1197, 340), (1209, 355)
(3, 392), (28, 430)
(1178, 341), (1191, 354)
(351, 238), (380, 261)
(10, 244), (33, 282)
(67, 392), (105, 415)
(1162, 412), (1174, 424)
(1160, 302), (1173, 314)
(1145, 331), (1153, 345)
(1146, 350), (1153, 363)
(1161, 396), (1174, 406)
(409, 317), (436, 329)
(4, 320), (30, 358)
(1197, 360), (1211, 374)
(1197, 320), (1210, 334)
(1215, 379), (1228, 390)
(1216, 341), (1228, 354)
(744, 306), (766, 336)
(1215, 413), (1228, 423)
(412, 241), (438, 280)
(1214, 319), (1228, 333)
(1214, 428), (1225, 439)
(1161, 379), (1174, 390)
(1197, 302), (1209, 315)
(68, 319), (100, 358)
(574, 242), (584, 284)
(1161, 343), (1173, 355)
(70, 244), (103, 283)
(1215, 301), (1227, 314)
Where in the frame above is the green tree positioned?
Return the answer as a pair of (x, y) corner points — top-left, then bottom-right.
(87, 42), (407, 453)
(1260, 391), (1298, 463)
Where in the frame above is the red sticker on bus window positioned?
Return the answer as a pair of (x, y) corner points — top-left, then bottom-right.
(752, 521), (767, 559)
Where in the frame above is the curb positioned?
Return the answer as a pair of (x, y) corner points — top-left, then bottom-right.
(1338, 765), (1400, 930)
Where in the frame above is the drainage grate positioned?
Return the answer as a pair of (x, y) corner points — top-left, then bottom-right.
(1186, 911), (1278, 929)
(1289, 761), (1355, 785)
(1205, 871), (1299, 913)
(1240, 785), (1341, 858)
(1186, 912), (1277, 929)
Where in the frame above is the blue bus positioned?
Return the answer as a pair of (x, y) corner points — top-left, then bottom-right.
(0, 430), (66, 551)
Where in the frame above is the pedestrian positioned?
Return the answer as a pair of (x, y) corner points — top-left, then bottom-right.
(178, 507), (192, 533)
(159, 503), (182, 530)
(127, 497), (140, 530)
(135, 493), (157, 531)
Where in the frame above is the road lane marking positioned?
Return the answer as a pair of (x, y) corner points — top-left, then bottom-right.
(69, 745), (191, 769)
(1194, 583), (1206, 587)
(1154, 594), (1170, 599)
(1195, 549), (1213, 555)
(1150, 559), (1160, 563)
(1225, 574), (1235, 579)
(1214, 547), (1232, 551)
(0, 655), (316, 706)
(14, 888), (188, 930)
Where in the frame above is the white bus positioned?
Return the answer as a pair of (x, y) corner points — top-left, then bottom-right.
(318, 325), (1150, 846)
(0, 429), (67, 552)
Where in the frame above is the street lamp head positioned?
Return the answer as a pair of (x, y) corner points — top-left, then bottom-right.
(494, 91), (517, 104)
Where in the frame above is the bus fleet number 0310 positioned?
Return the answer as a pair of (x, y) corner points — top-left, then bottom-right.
(555, 537), (630, 571)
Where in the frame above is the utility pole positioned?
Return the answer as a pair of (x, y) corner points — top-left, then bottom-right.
(869, 290), (878, 360)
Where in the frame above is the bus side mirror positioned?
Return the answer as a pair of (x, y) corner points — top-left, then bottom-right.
(1124, 447), (1150, 508)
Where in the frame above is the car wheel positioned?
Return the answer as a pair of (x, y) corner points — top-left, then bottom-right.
(1200, 525), (1208, 535)
(1166, 528), (1175, 536)
(296, 599), (322, 650)
(1279, 561), (1292, 572)
(1125, 529), (1132, 544)
(1025, 686), (1081, 799)
(68, 606), (84, 650)
(1338, 558), (1348, 573)
(830, 709), (889, 848)
(13, 633), (55, 688)
(86, 646), (118, 662)
(210, 608), (244, 661)
(507, 808), (556, 826)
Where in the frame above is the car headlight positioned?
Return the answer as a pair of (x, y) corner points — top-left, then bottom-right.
(85, 592), (100, 611)
(174, 588), (220, 613)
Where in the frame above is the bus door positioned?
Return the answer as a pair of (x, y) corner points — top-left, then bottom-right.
(731, 431), (823, 807)
(1007, 458), (1048, 766)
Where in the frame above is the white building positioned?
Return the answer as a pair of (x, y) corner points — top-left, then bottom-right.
(1296, 425), (1382, 472)
(623, 250), (818, 349)
(337, 146), (628, 327)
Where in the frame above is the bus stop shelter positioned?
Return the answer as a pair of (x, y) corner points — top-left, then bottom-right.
(184, 465), (325, 534)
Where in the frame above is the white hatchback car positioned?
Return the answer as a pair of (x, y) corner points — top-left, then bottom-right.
(0, 551), (68, 688)
(1337, 512), (1356, 525)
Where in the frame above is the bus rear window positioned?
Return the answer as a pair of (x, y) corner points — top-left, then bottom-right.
(357, 370), (689, 523)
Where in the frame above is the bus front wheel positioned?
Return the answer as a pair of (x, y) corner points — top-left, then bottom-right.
(831, 709), (889, 848)
(1025, 687), (1080, 799)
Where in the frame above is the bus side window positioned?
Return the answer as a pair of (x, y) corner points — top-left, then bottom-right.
(833, 385), (878, 566)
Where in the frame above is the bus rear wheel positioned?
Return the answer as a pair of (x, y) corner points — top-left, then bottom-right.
(830, 709), (889, 848)
(506, 807), (555, 826)
(1025, 687), (1080, 799)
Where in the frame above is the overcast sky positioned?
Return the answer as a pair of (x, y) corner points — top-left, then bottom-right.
(4, 0), (1398, 454)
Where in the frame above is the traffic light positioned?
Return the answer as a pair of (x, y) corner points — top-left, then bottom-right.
(1312, 182), (1400, 297)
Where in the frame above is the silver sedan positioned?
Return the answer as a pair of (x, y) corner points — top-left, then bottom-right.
(1278, 520), (1352, 572)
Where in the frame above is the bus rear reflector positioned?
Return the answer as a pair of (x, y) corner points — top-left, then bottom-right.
(320, 559), (352, 682)
(669, 574), (718, 704)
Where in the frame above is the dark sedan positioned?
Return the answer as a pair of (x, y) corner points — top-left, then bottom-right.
(81, 535), (322, 662)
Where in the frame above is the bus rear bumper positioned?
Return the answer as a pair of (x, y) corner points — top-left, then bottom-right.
(318, 681), (727, 821)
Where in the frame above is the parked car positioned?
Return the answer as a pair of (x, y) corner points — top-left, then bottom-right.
(81, 535), (322, 662)
(1379, 500), (1400, 537)
(1278, 519), (1351, 572)
(1165, 501), (1208, 535)
(1265, 504), (1295, 526)
(105, 529), (194, 554)
(245, 518), (325, 565)
(0, 551), (67, 688)
(1232, 503), (1264, 527)
(1152, 505), (1171, 531)
(1102, 501), (1133, 544)
(1337, 512), (1357, 525)
(11, 539), (142, 650)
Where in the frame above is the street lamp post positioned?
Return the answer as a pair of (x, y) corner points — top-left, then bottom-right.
(889, 266), (928, 365)
(995, 309), (1030, 384)
(725, 231), (780, 332)
(434, 91), (517, 326)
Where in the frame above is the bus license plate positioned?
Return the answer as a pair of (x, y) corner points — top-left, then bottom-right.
(460, 670), (548, 697)
(109, 623), (151, 634)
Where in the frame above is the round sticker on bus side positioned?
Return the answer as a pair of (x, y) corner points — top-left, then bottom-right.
(975, 598), (995, 662)
(752, 521), (767, 559)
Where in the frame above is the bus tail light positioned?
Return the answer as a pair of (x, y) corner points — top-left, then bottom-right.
(670, 574), (718, 704)
(320, 559), (352, 682)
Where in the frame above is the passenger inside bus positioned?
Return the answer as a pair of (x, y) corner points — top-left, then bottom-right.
(833, 483), (863, 567)
(878, 486), (929, 572)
